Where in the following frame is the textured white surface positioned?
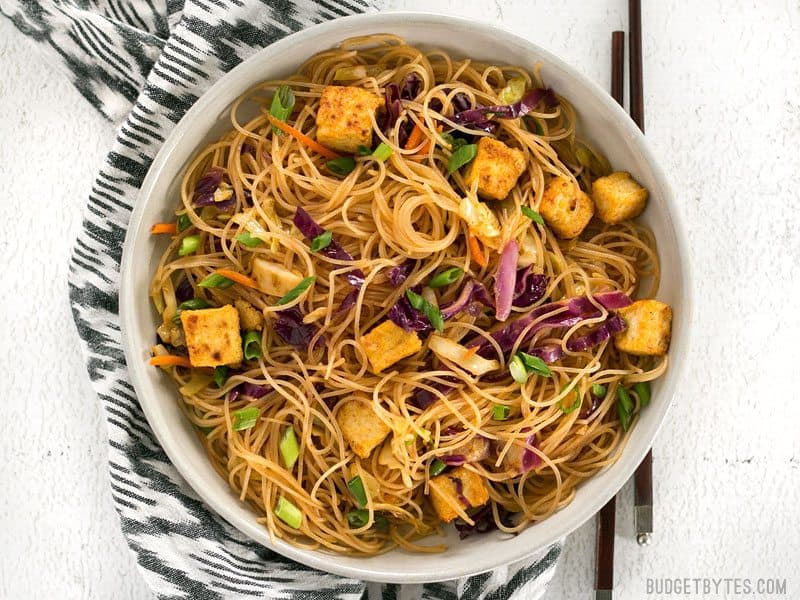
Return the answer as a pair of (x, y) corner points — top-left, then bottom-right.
(0, 1), (799, 599)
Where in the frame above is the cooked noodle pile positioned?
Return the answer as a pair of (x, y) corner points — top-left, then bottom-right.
(148, 34), (670, 555)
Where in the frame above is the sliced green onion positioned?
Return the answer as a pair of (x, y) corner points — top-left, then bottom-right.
(279, 426), (300, 469)
(521, 206), (545, 226)
(633, 382), (651, 408)
(198, 272), (234, 289)
(524, 116), (544, 135)
(441, 132), (467, 151)
(236, 232), (262, 247)
(447, 143), (477, 173)
(213, 366), (228, 388)
(177, 214), (192, 232)
(517, 352), (552, 377)
(310, 230), (333, 252)
(499, 76), (527, 104)
(372, 142), (393, 162)
(405, 289), (444, 333)
(172, 297), (210, 323)
(347, 475), (368, 508)
(269, 85), (295, 134)
(178, 235), (201, 256)
(356, 144), (372, 156)
(274, 275), (316, 306)
(274, 496), (303, 529)
(428, 267), (464, 288)
(492, 404), (511, 421)
(509, 355), (529, 384)
(560, 384), (582, 414)
(232, 406), (260, 431)
(346, 509), (388, 530)
(616, 386), (634, 431)
(430, 458), (447, 476)
(326, 156), (355, 177)
(591, 383), (608, 398)
(242, 330), (262, 360)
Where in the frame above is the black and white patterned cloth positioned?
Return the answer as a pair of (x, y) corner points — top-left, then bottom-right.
(2, 1), (562, 597)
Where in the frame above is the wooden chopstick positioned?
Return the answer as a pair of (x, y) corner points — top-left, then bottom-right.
(627, 0), (654, 546)
(595, 29), (626, 600)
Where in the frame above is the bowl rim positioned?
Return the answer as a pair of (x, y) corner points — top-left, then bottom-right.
(119, 10), (693, 583)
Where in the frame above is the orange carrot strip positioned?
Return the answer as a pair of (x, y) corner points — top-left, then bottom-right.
(468, 234), (488, 268)
(150, 222), (177, 235)
(404, 122), (426, 150)
(462, 346), (479, 360)
(416, 138), (433, 155)
(267, 115), (341, 160)
(215, 269), (259, 289)
(149, 354), (192, 368)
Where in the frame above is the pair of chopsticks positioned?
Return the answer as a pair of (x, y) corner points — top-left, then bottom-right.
(595, 2), (650, 599)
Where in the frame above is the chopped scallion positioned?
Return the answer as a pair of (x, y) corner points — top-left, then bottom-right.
(242, 330), (262, 360)
(591, 383), (607, 398)
(279, 426), (300, 469)
(213, 366), (228, 388)
(372, 142), (393, 162)
(441, 133), (467, 151)
(492, 404), (510, 421)
(428, 267), (464, 288)
(633, 381), (651, 407)
(616, 386), (634, 431)
(178, 235), (201, 256)
(405, 289), (444, 332)
(517, 352), (552, 377)
(521, 206), (545, 226)
(325, 156), (355, 177)
(274, 276), (315, 306)
(508, 355), (529, 384)
(447, 143), (477, 173)
(355, 144), (372, 156)
(176, 214), (192, 232)
(172, 297), (210, 323)
(232, 406), (260, 431)
(560, 384), (582, 414)
(269, 85), (295, 134)
(310, 230), (333, 252)
(346, 509), (388, 530)
(430, 459), (447, 476)
(274, 496), (303, 529)
(347, 475), (368, 508)
(198, 272), (234, 289)
(236, 232), (262, 247)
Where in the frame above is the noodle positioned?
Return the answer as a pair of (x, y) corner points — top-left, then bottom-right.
(149, 35), (669, 555)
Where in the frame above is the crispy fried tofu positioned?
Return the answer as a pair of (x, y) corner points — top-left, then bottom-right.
(614, 299), (672, 356)
(250, 257), (303, 298)
(539, 176), (595, 239)
(337, 399), (391, 458)
(360, 320), (422, 374)
(592, 171), (649, 224)
(315, 86), (383, 154)
(429, 467), (490, 523)
(180, 305), (243, 367)
(464, 137), (527, 201)
(234, 299), (264, 331)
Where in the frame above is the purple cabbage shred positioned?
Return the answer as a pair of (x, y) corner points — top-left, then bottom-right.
(387, 259), (415, 286)
(273, 307), (322, 350)
(238, 382), (271, 398)
(387, 285), (430, 333)
(440, 280), (494, 320)
(565, 313), (627, 352)
(512, 267), (548, 308)
(453, 505), (516, 539)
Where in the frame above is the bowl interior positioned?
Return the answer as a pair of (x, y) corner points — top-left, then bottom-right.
(120, 12), (690, 584)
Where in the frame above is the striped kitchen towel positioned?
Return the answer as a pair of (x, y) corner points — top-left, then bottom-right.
(1, 1), (562, 598)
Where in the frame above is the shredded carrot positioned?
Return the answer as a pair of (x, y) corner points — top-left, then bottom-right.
(149, 354), (192, 368)
(150, 222), (177, 235)
(404, 122), (427, 151)
(462, 346), (479, 360)
(267, 115), (341, 160)
(468, 234), (488, 268)
(215, 268), (259, 289)
(416, 137), (434, 155)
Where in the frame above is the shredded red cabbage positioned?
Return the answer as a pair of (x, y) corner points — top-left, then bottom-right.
(293, 208), (365, 289)
(453, 87), (558, 129)
(453, 504), (516, 539)
(193, 167), (224, 203)
(387, 285), (430, 333)
(469, 291), (632, 360)
(241, 143), (256, 155)
(337, 288), (359, 314)
(387, 259), (415, 287)
(520, 430), (541, 473)
(494, 241), (519, 321)
(409, 376), (459, 410)
(526, 343), (564, 364)
(175, 278), (193, 304)
(382, 82), (401, 133)
(400, 73), (422, 100)
(449, 476), (470, 508)
(439, 280), (494, 320)
(512, 267), (548, 308)
(238, 382), (271, 398)
(566, 313), (627, 352)
(273, 307), (322, 350)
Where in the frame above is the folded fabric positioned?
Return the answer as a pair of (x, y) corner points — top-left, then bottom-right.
(1, 0), (562, 597)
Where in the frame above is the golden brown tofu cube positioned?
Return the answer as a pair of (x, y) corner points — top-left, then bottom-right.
(250, 257), (303, 298)
(592, 171), (649, 224)
(234, 299), (264, 331)
(614, 299), (673, 356)
(429, 466), (490, 523)
(180, 305), (243, 367)
(464, 137), (526, 201)
(337, 399), (391, 458)
(315, 86), (383, 154)
(360, 320), (422, 374)
(539, 176), (595, 239)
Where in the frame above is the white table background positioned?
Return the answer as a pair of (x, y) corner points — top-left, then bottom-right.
(1, 1), (799, 598)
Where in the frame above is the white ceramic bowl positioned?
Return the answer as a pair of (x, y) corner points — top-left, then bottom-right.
(120, 12), (691, 584)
